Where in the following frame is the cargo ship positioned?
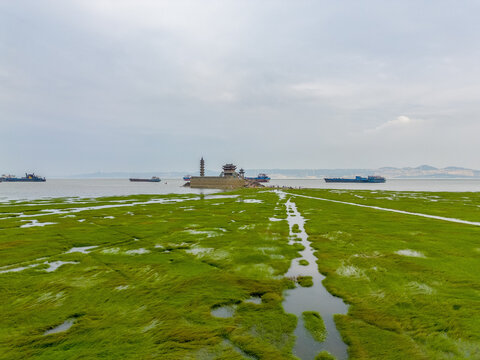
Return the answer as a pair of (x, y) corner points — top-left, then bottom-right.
(0, 173), (46, 182)
(129, 176), (161, 182)
(245, 173), (271, 182)
(324, 175), (386, 183)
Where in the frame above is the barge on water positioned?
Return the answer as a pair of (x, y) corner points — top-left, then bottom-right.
(245, 173), (271, 182)
(324, 175), (386, 183)
(1, 173), (46, 182)
(129, 177), (161, 182)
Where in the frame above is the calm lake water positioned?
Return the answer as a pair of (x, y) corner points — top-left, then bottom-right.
(268, 178), (480, 192)
(1, 178), (479, 202)
(0, 179), (213, 202)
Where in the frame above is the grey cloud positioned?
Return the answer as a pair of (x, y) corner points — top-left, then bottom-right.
(1, 0), (480, 175)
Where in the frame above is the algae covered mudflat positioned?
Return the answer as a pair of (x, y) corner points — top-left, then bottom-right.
(0, 192), (298, 359)
(1, 189), (479, 359)
(287, 189), (480, 359)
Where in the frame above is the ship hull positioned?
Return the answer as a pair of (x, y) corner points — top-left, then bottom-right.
(245, 177), (271, 182)
(129, 178), (161, 182)
(2, 178), (46, 182)
(324, 178), (385, 183)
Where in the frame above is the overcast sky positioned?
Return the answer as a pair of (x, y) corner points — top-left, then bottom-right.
(1, 0), (480, 176)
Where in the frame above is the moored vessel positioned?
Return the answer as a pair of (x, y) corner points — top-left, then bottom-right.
(324, 175), (386, 183)
(129, 176), (161, 182)
(1, 173), (46, 182)
(183, 175), (192, 181)
(245, 173), (271, 182)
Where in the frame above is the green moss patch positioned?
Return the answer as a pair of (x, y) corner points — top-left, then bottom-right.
(315, 350), (336, 359)
(296, 276), (313, 287)
(303, 311), (327, 342)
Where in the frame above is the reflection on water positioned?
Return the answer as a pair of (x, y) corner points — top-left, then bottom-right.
(282, 197), (349, 360)
(43, 318), (75, 335)
(244, 296), (262, 305)
(211, 305), (236, 318)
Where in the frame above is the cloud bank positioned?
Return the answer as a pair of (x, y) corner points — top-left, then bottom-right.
(1, 0), (480, 175)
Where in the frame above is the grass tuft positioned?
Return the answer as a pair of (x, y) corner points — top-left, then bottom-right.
(303, 311), (327, 342)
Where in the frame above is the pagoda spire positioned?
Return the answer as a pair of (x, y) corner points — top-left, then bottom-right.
(200, 157), (205, 177)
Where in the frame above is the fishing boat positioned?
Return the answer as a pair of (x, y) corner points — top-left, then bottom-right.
(129, 176), (161, 182)
(324, 175), (386, 183)
(1, 173), (46, 182)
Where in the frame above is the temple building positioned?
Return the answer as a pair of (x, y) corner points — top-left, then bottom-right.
(190, 158), (248, 189)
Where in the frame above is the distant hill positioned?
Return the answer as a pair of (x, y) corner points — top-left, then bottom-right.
(415, 165), (438, 171)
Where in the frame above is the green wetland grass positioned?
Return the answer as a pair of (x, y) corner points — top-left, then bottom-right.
(0, 192), (297, 360)
(296, 276), (313, 288)
(315, 351), (336, 360)
(1, 188), (479, 359)
(302, 311), (327, 342)
(287, 188), (480, 359)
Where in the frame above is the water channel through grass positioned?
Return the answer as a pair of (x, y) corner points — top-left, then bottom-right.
(281, 194), (349, 360)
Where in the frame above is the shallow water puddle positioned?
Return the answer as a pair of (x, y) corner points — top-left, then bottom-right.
(395, 249), (425, 258)
(43, 261), (78, 272)
(2, 197), (198, 220)
(20, 220), (57, 228)
(125, 248), (150, 255)
(186, 247), (213, 255)
(239, 199), (263, 204)
(211, 305), (236, 318)
(244, 296), (262, 305)
(43, 318), (75, 335)
(65, 246), (98, 254)
(0, 263), (40, 274)
(204, 195), (239, 200)
(185, 229), (220, 238)
(281, 195), (349, 360)
(115, 285), (130, 291)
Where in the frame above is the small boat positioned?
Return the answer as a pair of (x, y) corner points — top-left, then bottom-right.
(245, 173), (271, 182)
(1, 173), (46, 182)
(324, 176), (386, 183)
(129, 176), (161, 182)
(183, 175), (192, 181)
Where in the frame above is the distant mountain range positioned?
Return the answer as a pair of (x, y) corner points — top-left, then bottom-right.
(249, 165), (480, 179)
(67, 165), (480, 179)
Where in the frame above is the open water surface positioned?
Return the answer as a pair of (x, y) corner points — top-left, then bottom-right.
(268, 178), (480, 192)
(0, 179), (216, 201)
(1, 178), (479, 202)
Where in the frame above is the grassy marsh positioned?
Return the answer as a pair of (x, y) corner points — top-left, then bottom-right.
(1, 188), (479, 359)
(302, 311), (327, 342)
(287, 189), (480, 359)
(0, 192), (298, 359)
